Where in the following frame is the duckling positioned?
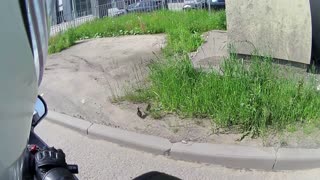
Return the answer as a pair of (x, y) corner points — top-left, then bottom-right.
(137, 107), (143, 118)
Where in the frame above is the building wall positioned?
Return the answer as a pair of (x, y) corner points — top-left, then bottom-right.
(226, 0), (312, 64)
(310, 0), (320, 62)
(62, 0), (73, 21)
(75, 0), (93, 16)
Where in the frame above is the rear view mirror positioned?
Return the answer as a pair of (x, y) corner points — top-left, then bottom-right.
(32, 95), (48, 127)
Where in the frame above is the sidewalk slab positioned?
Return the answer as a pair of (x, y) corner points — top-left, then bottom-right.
(273, 148), (320, 170)
(170, 142), (276, 170)
(46, 111), (92, 135)
(88, 124), (172, 155)
(191, 30), (228, 70)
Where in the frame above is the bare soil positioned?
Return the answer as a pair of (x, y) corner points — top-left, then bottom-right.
(41, 33), (320, 149)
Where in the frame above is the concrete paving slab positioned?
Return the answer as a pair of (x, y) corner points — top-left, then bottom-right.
(191, 30), (228, 69)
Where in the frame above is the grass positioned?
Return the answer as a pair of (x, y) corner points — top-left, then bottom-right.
(125, 54), (320, 136)
(48, 10), (226, 54)
(48, 29), (77, 53)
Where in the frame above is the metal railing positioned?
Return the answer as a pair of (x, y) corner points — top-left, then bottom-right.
(50, 14), (95, 36)
(50, 0), (222, 36)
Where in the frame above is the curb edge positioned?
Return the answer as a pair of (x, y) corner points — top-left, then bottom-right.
(46, 111), (320, 171)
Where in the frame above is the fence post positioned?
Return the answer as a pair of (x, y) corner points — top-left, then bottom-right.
(73, 11), (76, 28)
(208, 0), (211, 13)
(162, 0), (164, 10)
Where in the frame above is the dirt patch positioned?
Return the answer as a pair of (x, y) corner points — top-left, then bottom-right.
(41, 34), (320, 149)
(115, 101), (265, 146)
(41, 35), (165, 123)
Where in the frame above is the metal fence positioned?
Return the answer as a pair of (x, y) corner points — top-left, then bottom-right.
(50, 0), (223, 36)
(50, 14), (95, 36)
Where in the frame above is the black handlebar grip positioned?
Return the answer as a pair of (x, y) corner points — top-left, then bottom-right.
(67, 165), (79, 174)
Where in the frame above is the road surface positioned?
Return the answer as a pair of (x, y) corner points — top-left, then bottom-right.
(35, 120), (320, 180)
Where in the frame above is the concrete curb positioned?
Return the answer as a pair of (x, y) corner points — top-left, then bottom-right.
(46, 111), (320, 170)
(88, 124), (172, 155)
(274, 148), (320, 170)
(46, 111), (172, 155)
(170, 142), (276, 170)
(46, 111), (92, 135)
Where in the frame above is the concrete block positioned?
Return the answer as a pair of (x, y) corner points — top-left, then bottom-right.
(226, 0), (312, 64)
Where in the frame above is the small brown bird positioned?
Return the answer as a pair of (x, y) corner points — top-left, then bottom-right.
(137, 107), (143, 118)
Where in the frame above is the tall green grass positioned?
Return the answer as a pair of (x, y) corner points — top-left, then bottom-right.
(48, 10), (226, 54)
(48, 29), (77, 53)
(133, 54), (320, 135)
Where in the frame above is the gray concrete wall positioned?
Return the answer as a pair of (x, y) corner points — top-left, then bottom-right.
(226, 0), (312, 64)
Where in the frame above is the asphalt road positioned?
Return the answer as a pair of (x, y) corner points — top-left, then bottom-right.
(35, 120), (320, 180)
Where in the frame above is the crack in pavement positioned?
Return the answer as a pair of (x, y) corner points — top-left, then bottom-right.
(164, 143), (173, 156)
(86, 123), (94, 135)
(272, 146), (281, 170)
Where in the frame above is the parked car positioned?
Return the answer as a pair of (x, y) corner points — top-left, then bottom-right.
(127, 1), (161, 13)
(183, 0), (206, 10)
(108, 7), (127, 17)
(207, 0), (225, 9)
(183, 0), (224, 10)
